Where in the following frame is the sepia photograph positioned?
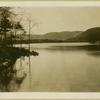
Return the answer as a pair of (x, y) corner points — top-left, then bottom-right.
(0, 1), (100, 93)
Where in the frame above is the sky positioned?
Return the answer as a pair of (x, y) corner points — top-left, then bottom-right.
(14, 7), (100, 34)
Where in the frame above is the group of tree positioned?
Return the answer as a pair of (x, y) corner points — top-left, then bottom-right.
(0, 7), (25, 47)
(0, 7), (100, 46)
(83, 27), (100, 44)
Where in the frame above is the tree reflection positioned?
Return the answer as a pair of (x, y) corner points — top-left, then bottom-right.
(0, 46), (39, 92)
(0, 58), (27, 92)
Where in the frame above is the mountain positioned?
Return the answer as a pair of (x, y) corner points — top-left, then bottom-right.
(16, 27), (100, 43)
(40, 31), (82, 40)
(22, 31), (83, 42)
(68, 27), (100, 42)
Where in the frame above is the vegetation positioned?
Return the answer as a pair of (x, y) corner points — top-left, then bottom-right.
(12, 28), (100, 44)
(0, 7), (39, 55)
(0, 7), (26, 46)
(83, 27), (100, 44)
(19, 27), (100, 44)
(0, 7), (39, 91)
(0, 7), (99, 45)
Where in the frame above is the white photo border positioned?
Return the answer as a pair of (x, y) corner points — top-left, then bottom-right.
(0, 1), (100, 99)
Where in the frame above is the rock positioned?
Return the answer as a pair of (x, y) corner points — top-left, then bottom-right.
(32, 50), (39, 56)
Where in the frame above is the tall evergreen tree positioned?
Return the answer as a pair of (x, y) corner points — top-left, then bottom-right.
(0, 7), (25, 46)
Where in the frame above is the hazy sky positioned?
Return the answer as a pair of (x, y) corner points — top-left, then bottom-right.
(15, 7), (100, 34)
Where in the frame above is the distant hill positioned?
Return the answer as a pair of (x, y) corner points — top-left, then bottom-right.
(21, 31), (83, 42)
(40, 31), (82, 40)
(16, 27), (100, 43)
(68, 27), (100, 42)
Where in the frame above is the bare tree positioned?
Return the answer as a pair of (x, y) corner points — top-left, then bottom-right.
(26, 16), (38, 75)
(27, 17), (38, 51)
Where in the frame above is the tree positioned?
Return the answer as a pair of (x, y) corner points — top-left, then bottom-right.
(85, 27), (100, 44)
(0, 7), (25, 47)
(26, 16), (38, 50)
(0, 7), (13, 45)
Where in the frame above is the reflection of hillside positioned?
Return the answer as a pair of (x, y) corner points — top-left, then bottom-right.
(39, 45), (100, 51)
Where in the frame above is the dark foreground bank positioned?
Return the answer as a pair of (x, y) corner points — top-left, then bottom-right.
(0, 47), (39, 92)
(0, 47), (39, 59)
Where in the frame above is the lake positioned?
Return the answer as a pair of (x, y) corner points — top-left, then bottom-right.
(8, 43), (100, 92)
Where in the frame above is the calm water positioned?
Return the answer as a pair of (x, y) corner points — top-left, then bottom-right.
(12, 43), (100, 92)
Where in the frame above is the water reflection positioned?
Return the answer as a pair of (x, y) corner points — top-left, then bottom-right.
(20, 43), (100, 92)
(51, 46), (100, 59)
(1, 43), (100, 92)
(50, 45), (100, 57)
(0, 57), (27, 92)
(48, 45), (100, 51)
